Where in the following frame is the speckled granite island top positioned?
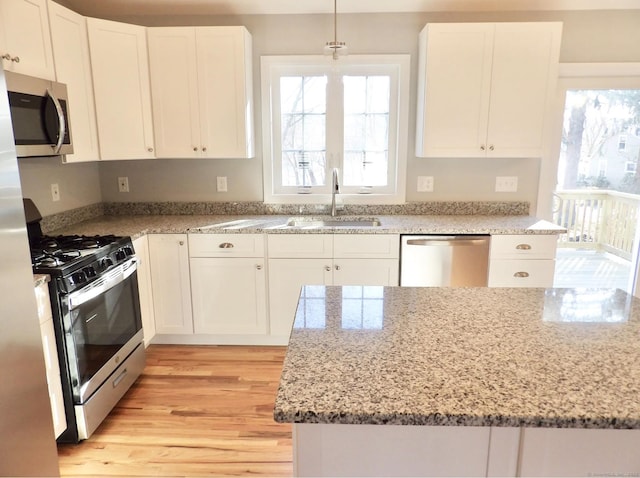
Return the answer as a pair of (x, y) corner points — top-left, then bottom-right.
(274, 286), (640, 429)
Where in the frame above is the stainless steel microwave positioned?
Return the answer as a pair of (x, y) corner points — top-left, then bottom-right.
(5, 71), (73, 157)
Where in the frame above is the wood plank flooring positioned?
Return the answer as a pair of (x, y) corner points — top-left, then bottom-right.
(57, 345), (293, 477)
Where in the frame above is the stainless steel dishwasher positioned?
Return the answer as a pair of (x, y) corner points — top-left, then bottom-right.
(400, 235), (490, 286)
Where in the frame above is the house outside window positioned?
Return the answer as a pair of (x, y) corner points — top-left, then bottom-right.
(261, 55), (410, 204)
(619, 135), (627, 151)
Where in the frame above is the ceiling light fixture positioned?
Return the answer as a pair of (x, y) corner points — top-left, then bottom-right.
(324, 0), (347, 60)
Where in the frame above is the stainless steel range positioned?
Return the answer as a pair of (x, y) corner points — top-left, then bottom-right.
(25, 199), (145, 443)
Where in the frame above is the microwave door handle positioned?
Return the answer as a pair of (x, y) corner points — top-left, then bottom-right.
(46, 88), (66, 154)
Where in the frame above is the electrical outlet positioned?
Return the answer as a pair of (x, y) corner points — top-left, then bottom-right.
(495, 176), (518, 192)
(216, 176), (228, 192)
(417, 176), (434, 192)
(118, 177), (129, 193)
(51, 183), (60, 202)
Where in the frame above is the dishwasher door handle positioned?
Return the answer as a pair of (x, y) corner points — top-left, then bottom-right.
(405, 237), (488, 247)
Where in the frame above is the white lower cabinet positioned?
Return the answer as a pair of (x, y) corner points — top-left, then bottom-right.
(268, 234), (400, 342)
(488, 234), (558, 287)
(35, 280), (66, 438)
(148, 234), (193, 335)
(132, 236), (155, 346)
(189, 234), (268, 337)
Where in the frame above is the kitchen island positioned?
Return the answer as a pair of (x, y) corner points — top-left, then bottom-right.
(274, 286), (640, 476)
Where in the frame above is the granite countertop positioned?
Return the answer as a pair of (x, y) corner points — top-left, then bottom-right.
(274, 286), (640, 429)
(49, 213), (564, 237)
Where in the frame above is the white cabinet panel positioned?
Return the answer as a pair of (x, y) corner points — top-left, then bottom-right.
(88, 18), (154, 160)
(519, 428), (640, 477)
(35, 281), (66, 438)
(195, 27), (254, 158)
(132, 236), (155, 346)
(148, 26), (254, 158)
(189, 233), (264, 257)
(490, 234), (558, 260)
(147, 27), (200, 158)
(191, 257), (267, 335)
(489, 234), (557, 287)
(268, 258), (332, 337)
(416, 22), (562, 158)
(148, 234), (193, 334)
(0, 0), (55, 79)
(334, 234), (400, 259)
(267, 234), (333, 258)
(48, 1), (100, 162)
(488, 259), (556, 288)
(333, 259), (399, 286)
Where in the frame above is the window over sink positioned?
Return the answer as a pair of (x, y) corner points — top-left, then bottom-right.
(261, 55), (409, 204)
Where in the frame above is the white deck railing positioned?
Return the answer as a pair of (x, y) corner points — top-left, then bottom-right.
(553, 190), (640, 261)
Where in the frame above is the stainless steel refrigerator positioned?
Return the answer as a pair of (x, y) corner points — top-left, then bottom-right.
(0, 68), (60, 475)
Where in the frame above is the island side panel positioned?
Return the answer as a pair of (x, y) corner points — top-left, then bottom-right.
(294, 423), (491, 477)
(518, 428), (640, 476)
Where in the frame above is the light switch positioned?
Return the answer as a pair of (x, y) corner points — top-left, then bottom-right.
(495, 176), (518, 192)
(217, 176), (228, 192)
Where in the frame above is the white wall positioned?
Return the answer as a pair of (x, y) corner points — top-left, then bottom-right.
(19, 7), (640, 215)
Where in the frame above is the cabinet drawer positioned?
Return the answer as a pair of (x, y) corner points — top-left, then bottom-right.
(490, 235), (557, 260)
(268, 234), (333, 258)
(189, 233), (264, 257)
(334, 234), (400, 259)
(488, 259), (555, 287)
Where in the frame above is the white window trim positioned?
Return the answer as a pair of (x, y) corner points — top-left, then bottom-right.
(261, 54), (410, 205)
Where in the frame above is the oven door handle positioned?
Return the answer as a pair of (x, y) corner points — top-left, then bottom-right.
(67, 258), (138, 310)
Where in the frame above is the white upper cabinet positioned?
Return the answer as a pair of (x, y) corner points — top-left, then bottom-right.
(87, 18), (155, 160)
(416, 22), (562, 158)
(148, 26), (254, 158)
(48, 1), (100, 162)
(0, 0), (55, 79)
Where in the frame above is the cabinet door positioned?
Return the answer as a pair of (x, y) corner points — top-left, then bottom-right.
(148, 234), (193, 334)
(148, 27), (201, 158)
(415, 23), (493, 158)
(486, 23), (562, 158)
(132, 236), (156, 346)
(48, 1), (100, 162)
(268, 259), (332, 337)
(0, 0), (55, 79)
(191, 257), (267, 335)
(333, 259), (399, 286)
(40, 318), (66, 438)
(196, 26), (254, 158)
(87, 18), (155, 160)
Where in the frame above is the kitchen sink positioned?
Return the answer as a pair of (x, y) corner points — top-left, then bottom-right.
(285, 217), (382, 228)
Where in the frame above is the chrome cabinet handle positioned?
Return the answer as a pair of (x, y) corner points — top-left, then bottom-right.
(179, 240), (184, 246)
(334, 265), (341, 271)
(480, 145), (486, 151)
(219, 242), (234, 249)
(147, 147), (154, 153)
(46, 89), (66, 154)
(12, 55), (20, 63)
(1, 53), (10, 61)
(513, 271), (530, 278)
(516, 244), (532, 250)
(489, 145), (494, 151)
(324, 265), (331, 272)
(256, 264), (262, 270)
(193, 147), (198, 152)
(202, 147), (207, 152)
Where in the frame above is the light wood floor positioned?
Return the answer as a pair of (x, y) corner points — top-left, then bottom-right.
(57, 345), (293, 477)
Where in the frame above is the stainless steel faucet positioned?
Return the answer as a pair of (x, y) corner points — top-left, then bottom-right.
(330, 167), (340, 217)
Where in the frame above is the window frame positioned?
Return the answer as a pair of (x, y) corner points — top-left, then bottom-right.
(261, 55), (410, 205)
